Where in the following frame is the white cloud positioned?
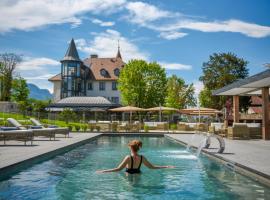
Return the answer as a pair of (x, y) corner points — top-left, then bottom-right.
(159, 31), (188, 40)
(75, 29), (149, 61)
(159, 62), (192, 70)
(0, 0), (126, 33)
(159, 19), (270, 38)
(91, 18), (115, 27)
(17, 57), (59, 71)
(123, 2), (270, 39)
(125, 1), (174, 24)
(16, 57), (60, 92)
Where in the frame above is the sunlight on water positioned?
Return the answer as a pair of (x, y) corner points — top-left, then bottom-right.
(0, 136), (270, 200)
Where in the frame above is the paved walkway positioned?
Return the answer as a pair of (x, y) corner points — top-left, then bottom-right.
(0, 133), (101, 170)
(166, 134), (270, 179)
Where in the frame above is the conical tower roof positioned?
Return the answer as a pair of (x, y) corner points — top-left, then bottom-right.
(116, 41), (122, 59)
(61, 38), (81, 62)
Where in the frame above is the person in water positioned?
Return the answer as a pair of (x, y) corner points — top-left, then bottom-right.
(96, 139), (175, 174)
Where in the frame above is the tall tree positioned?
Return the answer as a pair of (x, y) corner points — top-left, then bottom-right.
(0, 53), (22, 101)
(165, 75), (196, 109)
(11, 77), (30, 116)
(118, 60), (167, 108)
(199, 52), (249, 110)
(11, 77), (29, 102)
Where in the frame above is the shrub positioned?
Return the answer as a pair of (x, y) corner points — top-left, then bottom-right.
(82, 124), (87, 132)
(144, 125), (149, 132)
(75, 125), (80, 132)
(68, 125), (73, 132)
(170, 124), (177, 130)
(96, 126), (100, 132)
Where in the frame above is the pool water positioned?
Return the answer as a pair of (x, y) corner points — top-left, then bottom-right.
(0, 136), (270, 200)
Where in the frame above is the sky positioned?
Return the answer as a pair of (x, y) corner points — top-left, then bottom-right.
(0, 0), (270, 94)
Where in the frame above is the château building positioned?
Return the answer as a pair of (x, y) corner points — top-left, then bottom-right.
(49, 39), (125, 104)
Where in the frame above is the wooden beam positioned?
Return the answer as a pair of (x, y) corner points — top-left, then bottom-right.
(233, 95), (239, 123)
(262, 87), (270, 140)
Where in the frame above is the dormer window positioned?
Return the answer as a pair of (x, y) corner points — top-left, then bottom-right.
(114, 68), (120, 76)
(100, 68), (107, 76)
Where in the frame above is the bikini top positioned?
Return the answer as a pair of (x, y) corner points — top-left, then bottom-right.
(125, 155), (143, 174)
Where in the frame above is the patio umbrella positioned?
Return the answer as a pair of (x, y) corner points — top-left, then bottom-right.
(109, 106), (145, 123)
(146, 106), (179, 122)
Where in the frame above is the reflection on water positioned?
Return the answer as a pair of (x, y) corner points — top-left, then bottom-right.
(0, 136), (270, 200)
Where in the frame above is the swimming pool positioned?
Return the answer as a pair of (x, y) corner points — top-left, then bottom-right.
(0, 135), (270, 199)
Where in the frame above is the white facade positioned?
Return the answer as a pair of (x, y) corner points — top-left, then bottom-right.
(86, 80), (120, 104)
(53, 81), (61, 102)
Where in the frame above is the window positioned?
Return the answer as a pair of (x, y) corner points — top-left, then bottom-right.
(88, 82), (93, 90)
(99, 82), (105, 90)
(100, 69), (107, 76)
(112, 81), (117, 90)
(114, 68), (120, 76)
(111, 97), (119, 104)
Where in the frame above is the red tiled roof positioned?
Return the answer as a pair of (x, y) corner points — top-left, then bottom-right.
(48, 73), (61, 81)
(83, 57), (125, 81)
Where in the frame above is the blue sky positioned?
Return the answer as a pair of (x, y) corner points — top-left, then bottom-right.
(0, 0), (269, 94)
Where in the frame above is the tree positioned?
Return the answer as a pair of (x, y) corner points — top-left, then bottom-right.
(11, 77), (29, 102)
(30, 99), (50, 119)
(199, 52), (249, 110)
(118, 60), (167, 108)
(59, 108), (76, 124)
(165, 75), (196, 109)
(11, 77), (30, 116)
(0, 53), (22, 101)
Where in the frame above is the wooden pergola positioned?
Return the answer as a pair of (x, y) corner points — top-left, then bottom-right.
(213, 69), (270, 140)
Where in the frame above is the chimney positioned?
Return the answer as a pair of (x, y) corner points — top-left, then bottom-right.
(90, 54), (98, 58)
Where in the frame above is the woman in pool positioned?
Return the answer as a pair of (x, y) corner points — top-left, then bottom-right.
(96, 139), (175, 174)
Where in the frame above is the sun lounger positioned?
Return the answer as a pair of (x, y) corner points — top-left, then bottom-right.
(0, 129), (33, 145)
(7, 118), (56, 140)
(227, 123), (249, 140)
(30, 118), (69, 137)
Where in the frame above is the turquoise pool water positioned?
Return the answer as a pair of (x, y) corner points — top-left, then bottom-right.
(0, 136), (270, 199)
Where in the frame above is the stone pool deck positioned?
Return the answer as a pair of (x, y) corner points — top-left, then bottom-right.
(0, 133), (101, 171)
(166, 134), (270, 185)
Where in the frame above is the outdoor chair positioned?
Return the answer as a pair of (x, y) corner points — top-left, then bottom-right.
(7, 118), (56, 140)
(186, 123), (196, 131)
(247, 123), (262, 139)
(156, 122), (169, 131)
(118, 122), (129, 132)
(195, 123), (208, 132)
(227, 123), (249, 140)
(0, 129), (33, 145)
(177, 122), (189, 131)
(96, 121), (111, 132)
(30, 118), (69, 137)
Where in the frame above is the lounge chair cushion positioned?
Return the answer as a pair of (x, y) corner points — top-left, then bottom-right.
(48, 125), (58, 128)
(0, 127), (19, 131)
(31, 125), (43, 129)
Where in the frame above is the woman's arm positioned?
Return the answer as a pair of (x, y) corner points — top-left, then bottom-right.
(96, 156), (129, 173)
(142, 156), (175, 169)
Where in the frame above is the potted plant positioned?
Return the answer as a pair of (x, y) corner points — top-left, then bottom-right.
(144, 125), (149, 133)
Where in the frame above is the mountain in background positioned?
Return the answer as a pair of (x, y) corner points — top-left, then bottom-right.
(27, 83), (52, 100)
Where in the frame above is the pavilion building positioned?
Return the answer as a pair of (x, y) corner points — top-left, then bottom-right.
(213, 69), (270, 140)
